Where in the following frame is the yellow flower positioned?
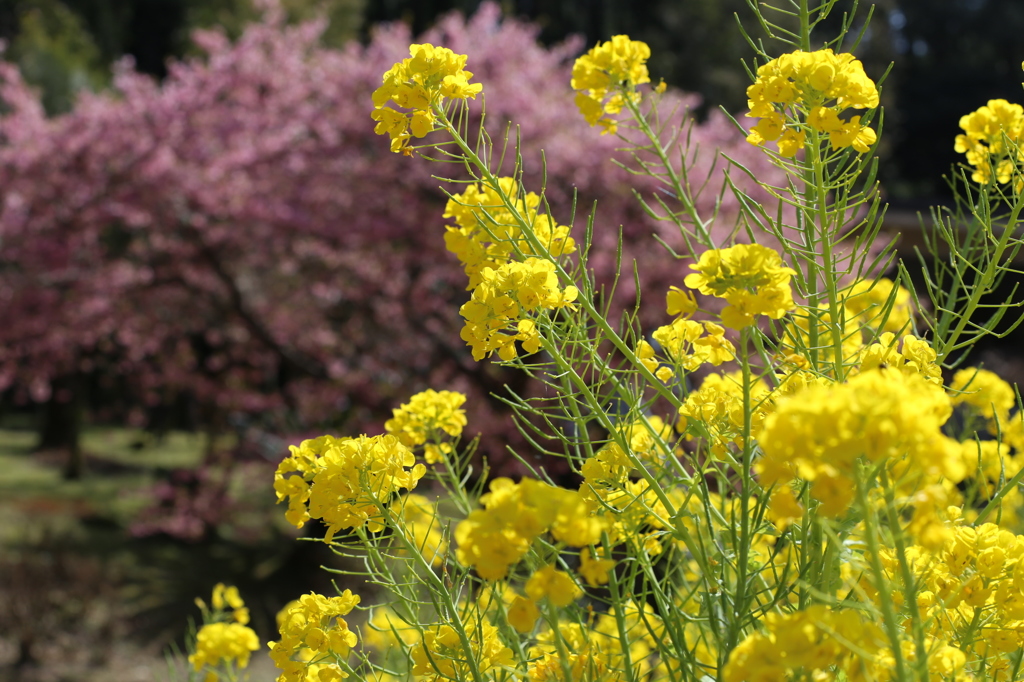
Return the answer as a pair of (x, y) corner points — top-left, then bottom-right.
(950, 366), (1016, 423)
(385, 389), (468, 448)
(507, 595), (540, 633)
(525, 565), (582, 607)
(745, 48), (879, 156)
(955, 99), (1024, 185)
(665, 285), (698, 317)
(578, 548), (616, 587)
(371, 44), (482, 154)
(189, 622), (260, 673)
(275, 434), (426, 541)
(459, 258), (578, 361)
(571, 35), (652, 133)
(269, 592), (360, 682)
(757, 368), (963, 517)
(443, 178), (575, 290)
(684, 244), (796, 329)
(411, 620), (513, 682)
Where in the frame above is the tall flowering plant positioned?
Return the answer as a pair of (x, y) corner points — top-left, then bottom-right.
(177, 2), (1024, 681)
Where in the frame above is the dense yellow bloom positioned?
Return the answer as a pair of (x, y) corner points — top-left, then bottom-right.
(746, 48), (879, 156)
(724, 606), (887, 682)
(274, 434), (426, 541)
(411, 619), (513, 682)
(455, 477), (606, 580)
(269, 591), (360, 682)
(950, 366), (1016, 424)
(647, 319), (736, 371)
(853, 522), (1024, 675)
(525, 565), (581, 606)
(684, 244), (796, 328)
(955, 99), (1024, 185)
(372, 44), (482, 154)
(189, 622), (260, 674)
(578, 548), (616, 587)
(677, 371), (772, 459)
(459, 258), (578, 361)
(384, 389), (467, 463)
(571, 35), (652, 134)
(758, 368), (963, 517)
(443, 179), (576, 290)
(842, 277), (914, 333)
(858, 332), (942, 385)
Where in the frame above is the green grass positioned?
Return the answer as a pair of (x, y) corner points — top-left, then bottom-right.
(0, 426), (235, 545)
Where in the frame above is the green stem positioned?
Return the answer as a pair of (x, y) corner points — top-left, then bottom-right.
(855, 468), (910, 682)
(935, 196), (1024, 364)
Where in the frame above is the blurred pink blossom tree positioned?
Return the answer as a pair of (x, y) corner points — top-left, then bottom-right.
(0, 3), (784, 479)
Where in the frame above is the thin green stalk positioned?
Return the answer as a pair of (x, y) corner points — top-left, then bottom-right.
(855, 468), (910, 682)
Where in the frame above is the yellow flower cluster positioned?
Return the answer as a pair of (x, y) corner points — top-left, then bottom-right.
(951, 366), (1017, 425)
(455, 477), (606, 580)
(757, 369), (964, 517)
(443, 179), (576, 290)
(684, 244), (797, 329)
(268, 591), (360, 682)
(858, 332), (943, 385)
(208, 582), (249, 624)
(189, 583), (260, 679)
(459, 258), (579, 361)
(723, 605), (886, 682)
(955, 99), (1024, 185)
(570, 35), (653, 135)
(371, 43), (482, 154)
(411, 619), (513, 682)
(842, 277), (914, 333)
(189, 622), (261, 676)
(525, 564), (582, 606)
(643, 320), (735, 377)
(385, 388), (467, 463)
(274, 434), (426, 541)
(854, 521), (1024, 678)
(746, 48), (879, 157)
(637, 286), (732, 382)
(677, 371), (771, 459)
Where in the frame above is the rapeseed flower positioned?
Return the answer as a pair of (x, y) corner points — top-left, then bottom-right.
(372, 44), (482, 154)
(955, 99), (1024, 185)
(571, 35), (652, 134)
(746, 48), (879, 156)
(443, 179), (575, 290)
(459, 258), (578, 361)
(757, 368), (963, 517)
(385, 389), (467, 463)
(274, 434), (426, 541)
(411, 619), (513, 682)
(684, 244), (796, 329)
(189, 622), (261, 675)
(269, 591), (360, 682)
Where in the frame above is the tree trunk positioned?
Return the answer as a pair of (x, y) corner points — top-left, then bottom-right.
(37, 373), (84, 479)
